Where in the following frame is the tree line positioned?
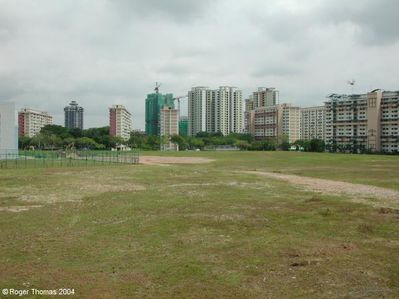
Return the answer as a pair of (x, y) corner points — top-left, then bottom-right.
(19, 125), (326, 152)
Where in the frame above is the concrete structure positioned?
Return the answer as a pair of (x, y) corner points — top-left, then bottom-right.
(160, 106), (179, 151)
(248, 103), (301, 143)
(253, 87), (279, 107)
(282, 105), (301, 143)
(188, 86), (243, 136)
(325, 90), (399, 153)
(64, 101), (84, 129)
(245, 88), (279, 133)
(0, 102), (18, 156)
(18, 108), (53, 137)
(301, 106), (326, 140)
(179, 116), (188, 136)
(188, 87), (208, 136)
(109, 105), (132, 140)
(145, 92), (174, 136)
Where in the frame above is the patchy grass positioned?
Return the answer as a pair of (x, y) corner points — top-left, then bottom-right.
(0, 151), (398, 298)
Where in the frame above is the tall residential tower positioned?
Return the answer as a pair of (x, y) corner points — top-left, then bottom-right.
(64, 101), (84, 130)
(109, 105), (132, 140)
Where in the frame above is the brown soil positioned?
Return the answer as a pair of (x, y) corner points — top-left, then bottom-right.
(140, 156), (213, 165)
(0, 205), (43, 212)
(242, 171), (399, 209)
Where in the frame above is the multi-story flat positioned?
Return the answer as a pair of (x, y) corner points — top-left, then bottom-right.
(64, 101), (84, 130)
(188, 87), (208, 136)
(18, 108), (53, 137)
(188, 86), (243, 136)
(248, 103), (301, 143)
(160, 106), (179, 151)
(282, 105), (301, 143)
(245, 87), (279, 133)
(109, 105), (132, 141)
(301, 106), (326, 140)
(145, 92), (174, 136)
(254, 87), (279, 107)
(325, 89), (399, 153)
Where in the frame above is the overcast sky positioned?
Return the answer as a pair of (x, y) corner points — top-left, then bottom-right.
(1, 0), (398, 129)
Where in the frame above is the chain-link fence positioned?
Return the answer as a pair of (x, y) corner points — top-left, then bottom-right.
(0, 150), (140, 169)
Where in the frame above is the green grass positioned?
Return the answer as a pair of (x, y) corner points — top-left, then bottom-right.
(0, 151), (398, 298)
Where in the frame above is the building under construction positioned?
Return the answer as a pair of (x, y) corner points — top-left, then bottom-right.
(145, 87), (175, 136)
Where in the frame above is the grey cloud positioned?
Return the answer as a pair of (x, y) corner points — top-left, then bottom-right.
(251, 64), (302, 78)
(110, 0), (216, 23)
(321, 0), (399, 44)
(1, 0), (399, 129)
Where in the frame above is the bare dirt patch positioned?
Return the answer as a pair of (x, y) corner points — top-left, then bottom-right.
(0, 205), (43, 212)
(140, 156), (213, 165)
(242, 171), (399, 209)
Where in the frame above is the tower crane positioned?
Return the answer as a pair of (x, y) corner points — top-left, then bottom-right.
(155, 82), (161, 94)
(173, 95), (188, 114)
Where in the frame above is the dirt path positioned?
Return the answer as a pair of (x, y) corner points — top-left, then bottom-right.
(140, 156), (213, 165)
(242, 171), (399, 209)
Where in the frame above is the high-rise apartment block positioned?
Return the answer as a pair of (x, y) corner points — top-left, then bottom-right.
(109, 105), (132, 141)
(160, 106), (179, 151)
(254, 87), (278, 107)
(188, 86), (243, 136)
(325, 90), (399, 153)
(64, 101), (84, 130)
(300, 106), (326, 140)
(247, 104), (301, 143)
(245, 87), (279, 134)
(18, 108), (53, 137)
(145, 92), (175, 136)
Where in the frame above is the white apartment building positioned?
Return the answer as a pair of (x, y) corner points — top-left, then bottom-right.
(160, 106), (179, 151)
(282, 105), (301, 143)
(109, 105), (132, 140)
(301, 106), (326, 140)
(18, 108), (53, 137)
(325, 90), (399, 153)
(188, 86), (243, 136)
(188, 87), (208, 136)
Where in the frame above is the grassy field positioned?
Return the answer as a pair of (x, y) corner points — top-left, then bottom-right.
(0, 151), (398, 298)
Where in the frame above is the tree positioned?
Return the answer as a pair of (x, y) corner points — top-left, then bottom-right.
(189, 138), (204, 150)
(128, 131), (147, 149)
(309, 139), (325, 152)
(41, 125), (71, 139)
(18, 136), (32, 149)
(171, 134), (188, 151)
(75, 137), (100, 149)
(235, 140), (249, 150)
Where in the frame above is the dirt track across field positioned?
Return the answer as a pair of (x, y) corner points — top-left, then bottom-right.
(242, 171), (399, 209)
(140, 156), (214, 165)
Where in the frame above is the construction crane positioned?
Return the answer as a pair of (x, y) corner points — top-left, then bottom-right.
(154, 82), (161, 94)
(173, 95), (188, 113)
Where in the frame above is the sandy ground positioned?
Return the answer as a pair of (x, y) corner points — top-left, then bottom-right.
(242, 171), (399, 209)
(140, 156), (214, 165)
